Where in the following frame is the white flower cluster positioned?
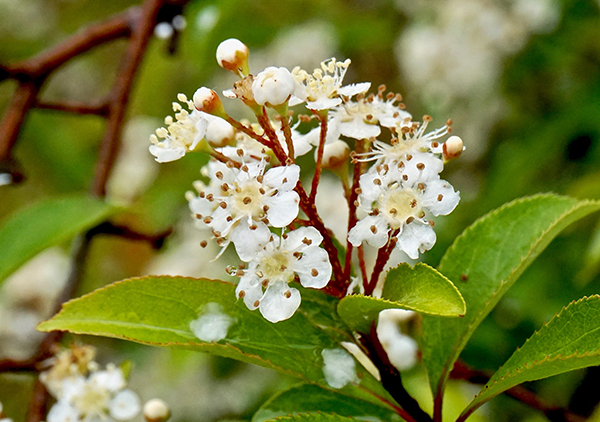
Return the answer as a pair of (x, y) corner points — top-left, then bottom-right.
(40, 346), (141, 422)
(149, 38), (463, 322)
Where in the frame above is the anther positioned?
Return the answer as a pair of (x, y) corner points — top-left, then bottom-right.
(226, 216), (233, 222)
(200, 240), (208, 248)
(302, 237), (313, 245)
(249, 224), (257, 230)
(219, 201), (227, 209)
(284, 290), (292, 299)
(373, 178), (382, 185)
(238, 290), (246, 298)
(206, 193), (214, 201)
(416, 163), (425, 170)
(406, 216), (414, 224)
(237, 148), (244, 157)
(410, 199), (417, 208)
(370, 225), (377, 234)
(257, 175), (264, 183)
(259, 188), (266, 195)
(253, 300), (260, 307)
(406, 154), (413, 161)
(437, 194), (443, 201)
(195, 213), (203, 219)
(263, 205), (270, 212)
(243, 197), (252, 204)
(215, 171), (223, 180)
(311, 268), (319, 277)
(203, 216), (213, 224)
(429, 220), (435, 227)
(241, 165), (249, 172)
(417, 183), (425, 190)
(402, 174), (408, 181)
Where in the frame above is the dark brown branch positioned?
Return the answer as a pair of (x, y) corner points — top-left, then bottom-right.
(361, 324), (433, 422)
(91, 0), (164, 197)
(35, 100), (109, 116)
(25, 380), (49, 422)
(451, 361), (587, 422)
(2, 11), (132, 81)
(0, 80), (42, 161)
(87, 222), (172, 250)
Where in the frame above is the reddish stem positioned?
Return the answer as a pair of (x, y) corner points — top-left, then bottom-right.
(310, 110), (327, 202)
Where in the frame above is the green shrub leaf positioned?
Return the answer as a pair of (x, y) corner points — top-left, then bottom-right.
(338, 263), (465, 333)
(258, 413), (359, 422)
(0, 195), (118, 285)
(460, 295), (600, 421)
(38, 276), (388, 398)
(253, 383), (401, 422)
(420, 194), (600, 402)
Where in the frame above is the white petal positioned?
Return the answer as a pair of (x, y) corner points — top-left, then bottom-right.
(339, 117), (381, 140)
(149, 144), (186, 163)
(109, 389), (141, 421)
(306, 97), (342, 110)
(348, 215), (389, 248)
(401, 153), (443, 183)
(284, 226), (323, 251)
(236, 273), (263, 310)
(259, 282), (301, 323)
(420, 179), (460, 216)
(263, 164), (300, 191)
(231, 222), (271, 261)
(338, 82), (371, 97)
(188, 196), (216, 217)
(296, 246), (331, 288)
(396, 222), (436, 259)
(90, 366), (125, 392)
(47, 401), (80, 422)
(264, 191), (299, 227)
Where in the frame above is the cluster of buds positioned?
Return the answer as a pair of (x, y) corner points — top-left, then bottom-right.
(39, 345), (142, 422)
(150, 38), (463, 322)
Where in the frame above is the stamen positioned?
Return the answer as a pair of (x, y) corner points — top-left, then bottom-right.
(311, 268), (319, 277)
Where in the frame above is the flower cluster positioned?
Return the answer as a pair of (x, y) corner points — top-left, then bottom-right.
(40, 346), (141, 422)
(149, 38), (463, 323)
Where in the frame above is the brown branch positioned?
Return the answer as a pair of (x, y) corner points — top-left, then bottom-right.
(309, 110), (327, 202)
(0, 80), (41, 161)
(451, 361), (587, 422)
(361, 324), (433, 422)
(91, 0), (164, 197)
(35, 100), (109, 116)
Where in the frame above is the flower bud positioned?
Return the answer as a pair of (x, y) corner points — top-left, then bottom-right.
(443, 136), (464, 161)
(216, 38), (250, 77)
(143, 399), (170, 422)
(193, 87), (226, 118)
(320, 140), (350, 169)
(252, 67), (295, 108)
(205, 118), (235, 148)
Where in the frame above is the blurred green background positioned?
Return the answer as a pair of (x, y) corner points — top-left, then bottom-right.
(1, 0), (600, 421)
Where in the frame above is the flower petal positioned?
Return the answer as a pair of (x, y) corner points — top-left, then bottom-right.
(396, 222), (436, 259)
(109, 389), (141, 421)
(296, 246), (331, 289)
(259, 282), (301, 323)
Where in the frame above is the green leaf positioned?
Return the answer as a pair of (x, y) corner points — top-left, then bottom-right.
(253, 383), (402, 422)
(337, 263), (465, 333)
(259, 413), (359, 422)
(420, 194), (600, 402)
(460, 296), (600, 421)
(38, 276), (386, 397)
(0, 195), (118, 285)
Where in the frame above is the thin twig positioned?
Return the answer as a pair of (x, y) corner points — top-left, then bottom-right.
(451, 361), (587, 422)
(310, 110), (327, 202)
(35, 100), (109, 116)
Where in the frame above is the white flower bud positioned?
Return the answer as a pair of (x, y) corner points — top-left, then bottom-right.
(443, 135), (464, 161)
(252, 67), (295, 108)
(143, 399), (170, 422)
(319, 140), (350, 169)
(193, 88), (226, 118)
(216, 38), (249, 76)
(205, 118), (235, 147)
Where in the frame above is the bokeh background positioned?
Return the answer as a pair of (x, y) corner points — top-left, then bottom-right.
(2, 0), (600, 421)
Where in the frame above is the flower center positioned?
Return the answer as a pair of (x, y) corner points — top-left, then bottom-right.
(381, 189), (420, 227)
(231, 180), (266, 218)
(73, 385), (110, 417)
(260, 249), (294, 283)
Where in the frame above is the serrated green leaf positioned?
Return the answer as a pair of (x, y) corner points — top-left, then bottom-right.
(337, 263), (465, 333)
(420, 194), (600, 405)
(253, 383), (401, 422)
(0, 195), (118, 285)
(259, 413), (362, 422)
(38, 276), (389, 401)
(459, 295), (600, 421)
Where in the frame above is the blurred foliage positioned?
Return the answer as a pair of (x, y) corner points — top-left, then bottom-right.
(2, 0), (600, 421)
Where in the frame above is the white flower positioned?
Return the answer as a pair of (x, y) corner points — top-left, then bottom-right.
(252, 66), (295, 107)
(43, 364), (141, 422)
(290, 58), (370, 110)
(188, 161), (300, 260)
(377, 309), (418, 371)
(235, 227), (332, 322)
(143, 399), (171, 422)
(348, 165), (459, 259)
(356, 118), (451, 170)
(331, 92), (412, 140)
(149, 93), (208, 163)
(216, 38), (249, 76)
